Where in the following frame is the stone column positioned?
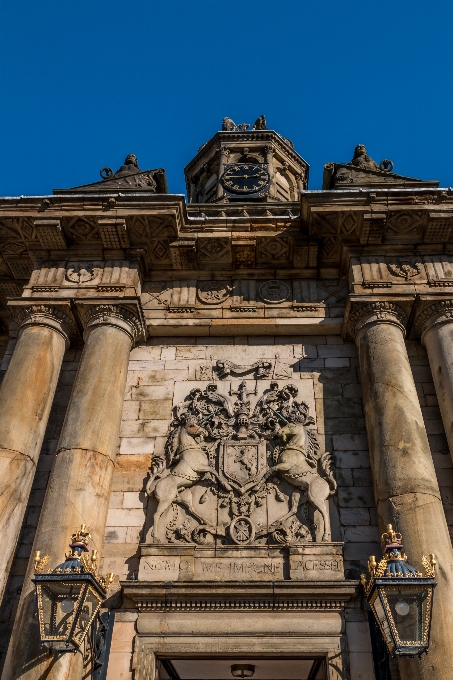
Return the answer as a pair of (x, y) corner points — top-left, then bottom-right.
(0, 303), (74, 603)
(216, 146), (230, 198)
(347, 299), (453, 680)
(264, 145), (275, 198)
(3, 303), (144, 680)
(415, 298), (453, 463)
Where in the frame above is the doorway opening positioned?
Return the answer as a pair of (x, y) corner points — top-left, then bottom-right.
(156, 657), (327, 680)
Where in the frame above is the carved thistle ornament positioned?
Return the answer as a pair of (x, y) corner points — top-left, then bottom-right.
(145, 381), (336, 546)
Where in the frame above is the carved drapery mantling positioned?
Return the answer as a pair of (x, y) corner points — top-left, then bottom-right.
(78, 302), (145, 344)
(413, 298), (453, 341)
(344, 298), (410, 340)
(9, 301), (77, 347)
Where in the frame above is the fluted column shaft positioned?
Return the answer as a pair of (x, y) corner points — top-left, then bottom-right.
(3, 304), (143, 680)
(0, 304), (73, 603)
(349, 300), (453, 680)
(417, 299), (453, 463)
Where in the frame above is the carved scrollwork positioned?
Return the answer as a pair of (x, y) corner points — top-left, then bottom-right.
(145, 379), (336, 546)
(80, 304), (144, 343)
(12, 304), (77, 345)
(346, 301), (408, 338)
(414, 299), (453, 338)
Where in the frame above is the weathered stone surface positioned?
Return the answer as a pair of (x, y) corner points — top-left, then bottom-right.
(0, 324), (66, 603)
(2, 317), (134, 680)
(353, 308), (453, 680)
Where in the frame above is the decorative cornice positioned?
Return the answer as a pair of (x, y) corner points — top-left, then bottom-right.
(346, 300), (409, 340)
(79, 302), (145, 344)
(9, 302), (77, 347)
(133, 598), (347, 612)
(414, 299), (453, 339)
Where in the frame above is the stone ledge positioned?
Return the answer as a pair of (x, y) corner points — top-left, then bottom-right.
(122, 578), (358, 612)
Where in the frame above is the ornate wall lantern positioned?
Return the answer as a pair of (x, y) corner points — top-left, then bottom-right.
(33, 526), (114, 652)
(361, 524), (436, 658)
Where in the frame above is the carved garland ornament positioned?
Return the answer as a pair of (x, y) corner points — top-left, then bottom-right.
(414, 299), (453, 337)
(145, 381), (336, 546)
(347, 301), (408, 338)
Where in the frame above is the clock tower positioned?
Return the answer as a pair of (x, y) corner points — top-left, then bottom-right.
(184, 115), (309, 203)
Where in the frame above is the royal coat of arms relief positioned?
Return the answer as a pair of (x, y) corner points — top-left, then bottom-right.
(145, 379), (336, 546)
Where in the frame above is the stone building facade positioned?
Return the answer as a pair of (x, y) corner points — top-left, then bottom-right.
(1, 117), (453, 680)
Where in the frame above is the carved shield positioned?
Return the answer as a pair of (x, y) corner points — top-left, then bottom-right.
(221, 440), (267, 486)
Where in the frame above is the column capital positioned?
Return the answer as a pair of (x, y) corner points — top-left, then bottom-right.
(8, 300), (77, 347)
(343, 295), (412, 341)
(76, 299), (146, 344)
(413, 296), (453, 341)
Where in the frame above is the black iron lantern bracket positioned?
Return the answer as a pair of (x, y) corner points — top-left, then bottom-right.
(361, 524), (437, 658)
(32, 525), (114, 654)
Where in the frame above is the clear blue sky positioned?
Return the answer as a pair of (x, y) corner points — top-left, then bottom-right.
(1, 1), (452, 197)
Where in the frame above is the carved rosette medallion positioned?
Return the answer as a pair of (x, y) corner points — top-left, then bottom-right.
(258, 280), (290, 303)
(145, 380), (337, 546)
(197, 281), (231, 305)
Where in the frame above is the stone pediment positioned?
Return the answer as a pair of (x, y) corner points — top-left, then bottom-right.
(57, 168), (168, 193)
(54, 153), (168, 194)
(323, 162), (439, 190)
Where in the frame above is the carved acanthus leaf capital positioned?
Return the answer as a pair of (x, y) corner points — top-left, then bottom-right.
(345, 300), (409, 340)
(78, 303), (145, 344)
(414, 299), (453, 339)
(9, 302), (77, 346)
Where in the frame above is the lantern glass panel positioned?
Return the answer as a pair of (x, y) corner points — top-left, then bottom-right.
(371, 592), (394, 649)
(382, 585), (430, 645)
(38, 582), (83, 640)
(73, 585), (103, 645)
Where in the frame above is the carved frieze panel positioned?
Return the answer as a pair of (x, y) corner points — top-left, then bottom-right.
(386, 210), (426, 239)
(424, 212), (453, 243)
(293, 244), (318, 268)
(232, 238), (256, 269)
(197, 281), (232, 305)
(198, 238), (232, 264)
(257, 237), (291, 263)
(5, 258), (34, 280)
(258, 280), (291, 304)
(170, 240), (197, 270)
(142, 281), (172, 309)
(423, 255), (453, 287)
(350, 257), (427, 290)
(64, 217), (100, 243)
(147, 216), (177, 266)
(66, 263), (102, 284)
(145, 379), (336, 547)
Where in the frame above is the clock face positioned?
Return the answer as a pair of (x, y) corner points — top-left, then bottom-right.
(221, 163), (269, 194)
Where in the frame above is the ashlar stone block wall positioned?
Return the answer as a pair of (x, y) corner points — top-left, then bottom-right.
(1, 333), (452, 680)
